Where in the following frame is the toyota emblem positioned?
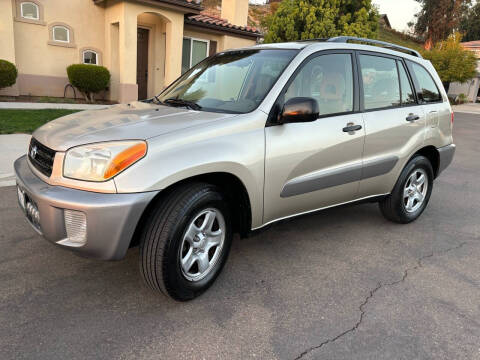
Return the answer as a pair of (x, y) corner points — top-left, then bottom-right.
(30, 145), (37, 159)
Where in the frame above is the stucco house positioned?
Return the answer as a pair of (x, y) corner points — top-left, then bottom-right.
(448, 40), (480, 103)
(0, 0), (261, 103)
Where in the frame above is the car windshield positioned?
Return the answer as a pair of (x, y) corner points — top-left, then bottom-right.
(156, 49), (299, 114)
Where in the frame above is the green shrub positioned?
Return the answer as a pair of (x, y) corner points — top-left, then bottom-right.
(67, 64), (110, 103)
(0, 60), (18, 89)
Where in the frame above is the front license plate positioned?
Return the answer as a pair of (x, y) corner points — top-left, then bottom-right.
(17, 185), (26, 211)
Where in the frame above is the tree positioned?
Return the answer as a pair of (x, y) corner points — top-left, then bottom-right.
(412, 0), (470, 46)
(263, 0), (379, 43)
(422, 33), (478, 92)
(460, 1), (480, 42)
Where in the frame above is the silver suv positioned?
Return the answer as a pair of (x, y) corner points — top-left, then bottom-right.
(15, 37), (455, 300)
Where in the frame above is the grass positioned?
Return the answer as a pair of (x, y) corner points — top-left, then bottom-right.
(0, 109), (80, 134)
(377, 26), (424, 52)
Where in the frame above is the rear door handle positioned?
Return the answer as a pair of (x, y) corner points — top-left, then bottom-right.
(406, 114), (420, 122)
(343, 124), (362, 132)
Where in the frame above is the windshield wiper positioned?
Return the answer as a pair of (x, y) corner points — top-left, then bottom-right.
(163, 98), (202, 110)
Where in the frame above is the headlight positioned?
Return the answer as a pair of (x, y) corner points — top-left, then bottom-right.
(63, 141), (147, 181)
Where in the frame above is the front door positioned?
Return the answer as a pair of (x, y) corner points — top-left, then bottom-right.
(137, 28), (149, 100)
(264, 52), (365, 224)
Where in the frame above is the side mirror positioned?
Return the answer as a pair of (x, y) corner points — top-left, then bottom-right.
(279, 97), (319, 124)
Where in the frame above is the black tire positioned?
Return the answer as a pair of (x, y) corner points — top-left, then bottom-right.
(379, 155), (434, 224)
(139, 182), (232, 301)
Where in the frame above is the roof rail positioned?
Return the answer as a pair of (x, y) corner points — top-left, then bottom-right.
(327, 36), (423, 58)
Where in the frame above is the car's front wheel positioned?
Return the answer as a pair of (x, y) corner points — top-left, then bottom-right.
(139, 183), (232, 301)
(379, 155), (434, 223)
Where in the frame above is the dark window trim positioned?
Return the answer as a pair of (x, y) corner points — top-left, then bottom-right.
(267, 49), (359, 126)
(405, 60), (444, 104)
(397, 59), (418, 106)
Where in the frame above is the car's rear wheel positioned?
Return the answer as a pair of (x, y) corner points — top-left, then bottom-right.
(139, 183), (232, 301)
(379, 155), (434, 223)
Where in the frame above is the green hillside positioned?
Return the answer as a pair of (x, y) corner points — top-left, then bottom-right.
(377, 26), (423, 51)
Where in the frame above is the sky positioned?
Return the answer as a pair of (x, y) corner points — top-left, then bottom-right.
(372, 0), (421, 31)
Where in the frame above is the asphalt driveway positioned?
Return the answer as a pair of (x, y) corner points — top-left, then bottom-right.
(0, 113), (478, 360)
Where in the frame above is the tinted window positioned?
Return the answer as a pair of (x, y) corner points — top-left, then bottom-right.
(359, 55), (400, 110)
(159, 49), (298, 114)
(409, 62), (442, 103)
(285, 54), (353, 116)
(398, 62), (416, 105)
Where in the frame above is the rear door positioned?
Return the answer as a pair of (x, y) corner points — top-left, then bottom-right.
(406, 61), (451, 147)
(264, 51), (365, 224)
(357, 52), (427, 197)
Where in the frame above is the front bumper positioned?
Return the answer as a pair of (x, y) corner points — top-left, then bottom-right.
(437, 144), (456, 176)
(14, 155), (158, 260)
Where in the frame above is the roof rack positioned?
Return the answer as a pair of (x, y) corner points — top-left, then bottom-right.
(327, 36), (422, 58)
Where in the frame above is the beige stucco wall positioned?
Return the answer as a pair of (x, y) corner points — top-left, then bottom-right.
(0, 0), (19, 96)
(10, 0), (105, 97)
(0, 0), (258, 102)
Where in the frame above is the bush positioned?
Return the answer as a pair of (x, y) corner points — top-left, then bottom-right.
(67, 64), (110, 103)
(0, 60), (18, 89)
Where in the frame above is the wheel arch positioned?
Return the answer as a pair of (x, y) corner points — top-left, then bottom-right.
(411, 145), (440, 178)
(129, 172), (253, 248)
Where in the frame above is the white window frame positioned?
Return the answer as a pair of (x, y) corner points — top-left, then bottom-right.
(20, 2), (39, 20)
(183, 37), (210, 68)
(82, 50), (99, 65)
(52, 25), (70, 43)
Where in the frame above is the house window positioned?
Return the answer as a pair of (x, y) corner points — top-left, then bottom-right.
(20, 2), (39, 20)
(53, 26), (70, 43)
(83, 50), (98, 65)
(182, 37), (209, 73)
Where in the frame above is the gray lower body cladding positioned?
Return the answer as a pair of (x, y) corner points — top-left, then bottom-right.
(437, 144), (456, 176)
(281, 156), (399, 198)
(14, 156), (158, 260)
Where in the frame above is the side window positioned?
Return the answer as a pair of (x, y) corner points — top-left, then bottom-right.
(284, 53), (354, 116)
(359, 55), (400, 110)
(409, 62), (442, 103)
(83, 50), (98, 65)
(398, 61), (416, 105)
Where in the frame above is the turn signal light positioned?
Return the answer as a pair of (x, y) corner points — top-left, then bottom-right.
(103, 142), (147, 179)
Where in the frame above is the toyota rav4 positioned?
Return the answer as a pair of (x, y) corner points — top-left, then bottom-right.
(15, 37), (455, 300)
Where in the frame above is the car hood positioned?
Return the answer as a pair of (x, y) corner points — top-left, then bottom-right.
(33, 102), (238, 151)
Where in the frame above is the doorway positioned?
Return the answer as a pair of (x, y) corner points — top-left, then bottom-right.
(137, 27), (149, 100)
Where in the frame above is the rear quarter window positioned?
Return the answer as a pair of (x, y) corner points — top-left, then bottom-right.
(408, 62), (442, 103)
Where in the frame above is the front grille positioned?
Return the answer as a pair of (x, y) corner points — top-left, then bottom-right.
(29, 138), (55, 177)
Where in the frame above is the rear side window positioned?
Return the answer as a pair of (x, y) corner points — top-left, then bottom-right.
(359, 55), (400, 110)
(409, 62), (442, 103)
(398, 62), (416, 105)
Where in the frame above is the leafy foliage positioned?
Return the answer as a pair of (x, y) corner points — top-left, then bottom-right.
(67, 64), (110, 103)
(422, 33), (478, 87)
(263, 0), (379, 43)
(412, 0), (469, 45)
(0, 60), (18, 89)
(460, 2), (480, 42)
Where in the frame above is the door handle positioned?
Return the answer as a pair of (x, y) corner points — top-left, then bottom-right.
(342, 124), (362, 132)
(406, 114), (420, 122)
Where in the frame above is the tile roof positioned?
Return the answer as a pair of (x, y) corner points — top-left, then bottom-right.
(186, 13), (262, 37)
(93, 0), (202, 11)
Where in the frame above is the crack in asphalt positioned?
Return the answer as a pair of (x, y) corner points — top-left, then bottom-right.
(293, 241), (468, 360)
